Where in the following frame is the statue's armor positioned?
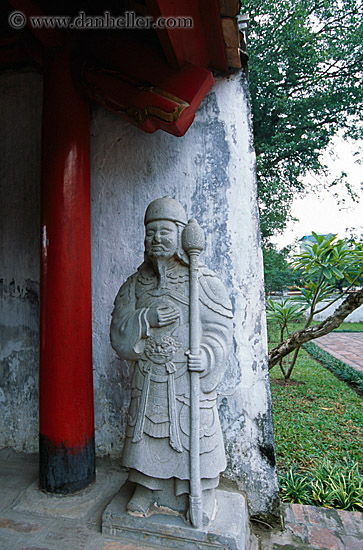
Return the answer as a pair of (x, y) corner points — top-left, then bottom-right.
(111, 260), (233, 494)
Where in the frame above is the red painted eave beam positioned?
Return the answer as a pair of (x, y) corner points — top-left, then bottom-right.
(7, 0), (64, 48)
(0, 33), (29, 69)
(4, 0), (225, 135)
(73, 31), (215, 137)
(77, 58), (214, 137)
(146, 0), (228, 73)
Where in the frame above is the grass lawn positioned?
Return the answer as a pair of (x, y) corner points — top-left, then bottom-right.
(267, 319), (363, 346)
(268, 320), (363, 474)
(333, 321), (363, 332)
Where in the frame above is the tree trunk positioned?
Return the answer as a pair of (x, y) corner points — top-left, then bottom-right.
(268, 288), (363, 369)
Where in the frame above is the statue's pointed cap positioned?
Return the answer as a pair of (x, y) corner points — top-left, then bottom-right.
(144, 196), (187, 225)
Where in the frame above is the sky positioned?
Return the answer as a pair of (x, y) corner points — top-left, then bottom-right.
(272, 135), (363, 249)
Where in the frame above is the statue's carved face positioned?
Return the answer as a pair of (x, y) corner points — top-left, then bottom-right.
(145, 220), (178, 259)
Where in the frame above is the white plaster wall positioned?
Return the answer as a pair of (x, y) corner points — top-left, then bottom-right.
(91, 72), (279, 518)
(270, 295), (363, 322)
(309, 299), (363, 322)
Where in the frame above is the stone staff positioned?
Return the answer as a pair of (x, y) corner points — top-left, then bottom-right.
(182, 218), (205, 529)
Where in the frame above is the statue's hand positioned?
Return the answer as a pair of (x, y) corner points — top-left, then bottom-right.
(147, 304), (180, 327)
(185, 351), (204, 372)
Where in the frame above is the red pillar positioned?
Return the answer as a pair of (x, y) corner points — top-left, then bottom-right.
(39, 46), (95, 493)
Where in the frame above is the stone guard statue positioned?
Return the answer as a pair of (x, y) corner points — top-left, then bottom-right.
(110, 196), (233, 527)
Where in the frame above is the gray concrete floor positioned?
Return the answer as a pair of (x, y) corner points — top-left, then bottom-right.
(0, 449), (362, 550)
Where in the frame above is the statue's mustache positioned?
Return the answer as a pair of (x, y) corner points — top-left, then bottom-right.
(149, 243), (169, 250)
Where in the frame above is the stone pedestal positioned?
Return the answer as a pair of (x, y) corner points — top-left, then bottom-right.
(102, 481), (250, 550)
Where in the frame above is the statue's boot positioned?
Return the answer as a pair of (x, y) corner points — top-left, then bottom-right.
(202, 488), (216, 526)
(127, 484), (154, 516)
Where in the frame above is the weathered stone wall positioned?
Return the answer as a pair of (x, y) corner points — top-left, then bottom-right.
(0, 69), (279, 519)
(0, 70), (42, 453)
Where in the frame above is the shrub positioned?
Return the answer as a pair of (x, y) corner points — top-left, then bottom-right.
(303, 342), (363, 393)
(279, 459), (363, 511)
(279, 466), (312, 505)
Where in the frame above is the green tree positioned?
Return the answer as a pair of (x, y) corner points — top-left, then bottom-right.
(266, 298), (303, 377)
(241, 0), (363, 239)
(268, 233), (363, 377)
(263, 245), (300, 293)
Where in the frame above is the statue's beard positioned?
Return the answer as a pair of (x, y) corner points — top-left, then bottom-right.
(146, 245), (175, 259)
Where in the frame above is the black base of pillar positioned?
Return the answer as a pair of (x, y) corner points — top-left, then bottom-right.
(39, 433), (95, 494)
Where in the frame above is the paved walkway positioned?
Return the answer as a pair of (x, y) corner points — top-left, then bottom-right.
(313, 332), (363, 372)
(251, 504), (363, 549)
(1, 450), (362, 550)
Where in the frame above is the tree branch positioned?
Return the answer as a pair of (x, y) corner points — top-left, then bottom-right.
(313, 269), (363, 315)
(268, 287), (363, 369)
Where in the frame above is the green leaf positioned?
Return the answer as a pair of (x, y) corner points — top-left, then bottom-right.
(330, 266), (344, 279)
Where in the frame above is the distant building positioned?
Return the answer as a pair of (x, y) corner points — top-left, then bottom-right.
(299, 233), (334, 246)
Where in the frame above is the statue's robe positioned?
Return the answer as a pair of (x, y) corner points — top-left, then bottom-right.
(110, 259), (233, 496)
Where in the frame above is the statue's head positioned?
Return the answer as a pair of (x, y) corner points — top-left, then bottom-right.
(144, 196), (188, 263)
